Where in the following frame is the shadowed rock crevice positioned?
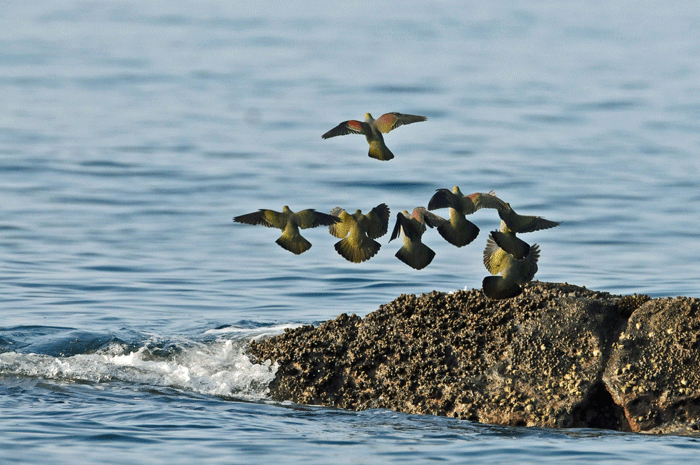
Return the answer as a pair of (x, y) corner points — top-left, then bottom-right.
(570, 382), (631, 431)
(249, 282), (699, 434)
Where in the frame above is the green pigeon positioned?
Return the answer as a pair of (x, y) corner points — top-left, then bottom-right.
(428, 187), (503, 247)
(482, 230), (540, 300)
(233, 206), (339, 255)
(389, 207), (447, 270)
(322, 112), (427, 161)
(329, 203), (391, 263)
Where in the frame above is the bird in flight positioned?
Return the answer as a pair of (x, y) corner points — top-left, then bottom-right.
(389, 207), (447, 270)
(488, 220), (532, 260)
(322, 112), (427, 161)
(428, 188), (502, 247)
(233, 206), (339, 255)
(329, 203), (391, 263)
(482, 227), (540, 300)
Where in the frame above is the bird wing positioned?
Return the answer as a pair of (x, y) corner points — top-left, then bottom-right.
(322, 120), (369, 139)
(295, 209), (340, 229)
(233, 209), (286, 229)
(513, 215), (560, 233)
(522, 243), (540, 283)
(470, 192), (505, 212)
(490, 231), (531, 260)
(364, 203), (390, 239)
(390, 211), (423, 242)
(329, 209), (353, 238)
(389, 212), (406, 242)
(374, 112), (428, 133)
(415, 207), (447, 229)
(427, 189), (458, 210)
(483, 234), (510, 275)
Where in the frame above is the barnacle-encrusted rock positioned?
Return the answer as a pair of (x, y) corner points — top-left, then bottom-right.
(604, 297), (700, 435)
(249, 281), (685, 432)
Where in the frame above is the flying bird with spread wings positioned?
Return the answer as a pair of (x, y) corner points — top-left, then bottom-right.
(322, 112), (427, 161)
(389, 207), (447, 270)
(328, 203), (391, 263)
(233, 206), (339, 255)
(428, 187), (503, 247)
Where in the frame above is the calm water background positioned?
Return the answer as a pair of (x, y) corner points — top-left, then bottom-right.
(2, 1), (700, 463)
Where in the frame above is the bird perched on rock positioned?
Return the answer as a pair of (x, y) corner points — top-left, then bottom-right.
(321, 112), (427, 161)
(427, 188), (503, 247)
(329, 204), (391, 263)
(482, 229), (540, 299)
(489, 195), (560, 233)
(389, 207), (447, 270)
(234, 206), (340, 255)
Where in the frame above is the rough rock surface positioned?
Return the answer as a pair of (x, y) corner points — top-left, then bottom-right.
(248, 281), (700, 434)
(604, 297), (700, 435)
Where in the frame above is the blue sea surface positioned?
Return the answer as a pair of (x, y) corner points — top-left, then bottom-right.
(2, 1), (700, 463)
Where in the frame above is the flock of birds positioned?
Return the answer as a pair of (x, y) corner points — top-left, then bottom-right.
(234, 112), (560, 299)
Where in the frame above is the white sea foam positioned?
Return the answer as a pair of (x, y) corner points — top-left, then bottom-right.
(0, 337), (278, 401)
(203, 323), (302, 341)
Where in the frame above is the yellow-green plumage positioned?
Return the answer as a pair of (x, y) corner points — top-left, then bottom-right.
(428, 187), (502, 247)
(482, 230), (540, 299)
(329, 204), (390, 263)
(389, 207), (446, 270)
(233, 206), (339, 255)
(487, 194), (560, 233)
(322, 112), (427, 161)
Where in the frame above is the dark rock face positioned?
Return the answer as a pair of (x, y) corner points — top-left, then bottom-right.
(248, 282), (700, 434)
(604, 297), (700, 434)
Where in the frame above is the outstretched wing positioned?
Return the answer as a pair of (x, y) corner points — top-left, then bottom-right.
(374, 112), (427, 133)
(364, 203), (391, 239)
(322, 120), (369, 139)
(234, 209), (286, 229)
(509, 214), (560, 233)
(295, 209), (340, 229)
(418, 208), (447, 229)
(483, 234), (510, 275)
(328, 209), (353, 238)
(469, 191), (505, 212)
(428, 188), (458, 210)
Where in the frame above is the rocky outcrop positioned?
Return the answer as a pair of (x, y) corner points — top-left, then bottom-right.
(604, 297), (700, 434)
(248, 281), (700, 434)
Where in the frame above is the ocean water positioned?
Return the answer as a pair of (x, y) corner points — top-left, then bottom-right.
(2, 0), (700, 463)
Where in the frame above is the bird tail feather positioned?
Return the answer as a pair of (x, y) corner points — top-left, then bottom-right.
(482, 276), (523, 300)
(437, 222), (479, 247)
(368, 142), (394, 161)
(334, 237), (380, 263)
(276, 235), (312, 255)
(395, 243), (435, 270)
